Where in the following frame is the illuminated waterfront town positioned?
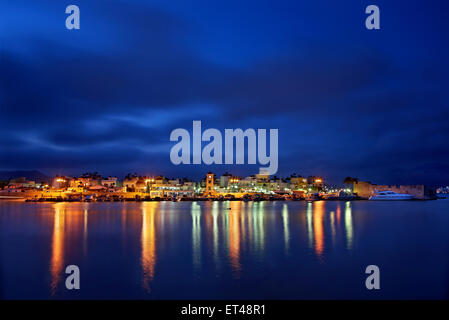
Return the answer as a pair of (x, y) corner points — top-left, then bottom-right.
(0, 170), (440, 201)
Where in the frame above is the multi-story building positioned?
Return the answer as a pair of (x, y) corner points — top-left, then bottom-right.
(307, 176), (324, 189)
(52, 176), (71, 189)
(290, 175), (308, 190)
(70, 173), (103, 188)
(123, 175), (139, 192)
(101, 177), (117, 188)
(219, 173), (232, 188)
(8, 177), (36, 189)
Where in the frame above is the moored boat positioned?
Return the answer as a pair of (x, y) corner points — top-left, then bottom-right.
(369, 190), (414, 200)
(305, 193), (321, 201)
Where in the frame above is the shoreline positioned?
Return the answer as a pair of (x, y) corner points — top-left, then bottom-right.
(0, 198), (440, 203)
(1, 191), (443, 202)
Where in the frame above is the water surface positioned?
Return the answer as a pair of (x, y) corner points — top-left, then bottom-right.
(1, 200), (448, 299)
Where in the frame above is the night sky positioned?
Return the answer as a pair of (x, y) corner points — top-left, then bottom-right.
(1, 0), (448, 186)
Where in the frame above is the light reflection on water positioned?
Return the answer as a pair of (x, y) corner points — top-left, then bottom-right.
(228, 201), (241, 277)
(141, 202), (156, 292)
(282, 204), (289, 254)
(1, 200), (448, 299)
(212, 202), (220, 271)
(47, 201), (351, 293)
(345, 201), (353, 250)
(191, 202), (201, 274)
(312, 201), (325, 258)
(50, 203), (65, 295)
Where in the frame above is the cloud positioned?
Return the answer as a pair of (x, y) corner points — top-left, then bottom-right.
(0, 0), (448, 185)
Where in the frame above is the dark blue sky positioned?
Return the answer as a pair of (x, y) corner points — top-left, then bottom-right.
(1, 0), (448, 185)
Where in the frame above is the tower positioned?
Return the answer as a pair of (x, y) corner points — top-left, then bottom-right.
(205, 172), (215, 196)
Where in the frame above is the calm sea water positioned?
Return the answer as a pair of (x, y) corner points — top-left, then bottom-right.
(0, 200), (448, 299)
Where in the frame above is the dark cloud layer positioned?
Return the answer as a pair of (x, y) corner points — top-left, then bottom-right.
(0, 0), (448, 185)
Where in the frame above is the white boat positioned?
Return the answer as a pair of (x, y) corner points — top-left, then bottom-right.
(369, 190), (414, 200)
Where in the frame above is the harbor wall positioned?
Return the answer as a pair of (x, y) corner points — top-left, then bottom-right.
(354, 181), (435, 199)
